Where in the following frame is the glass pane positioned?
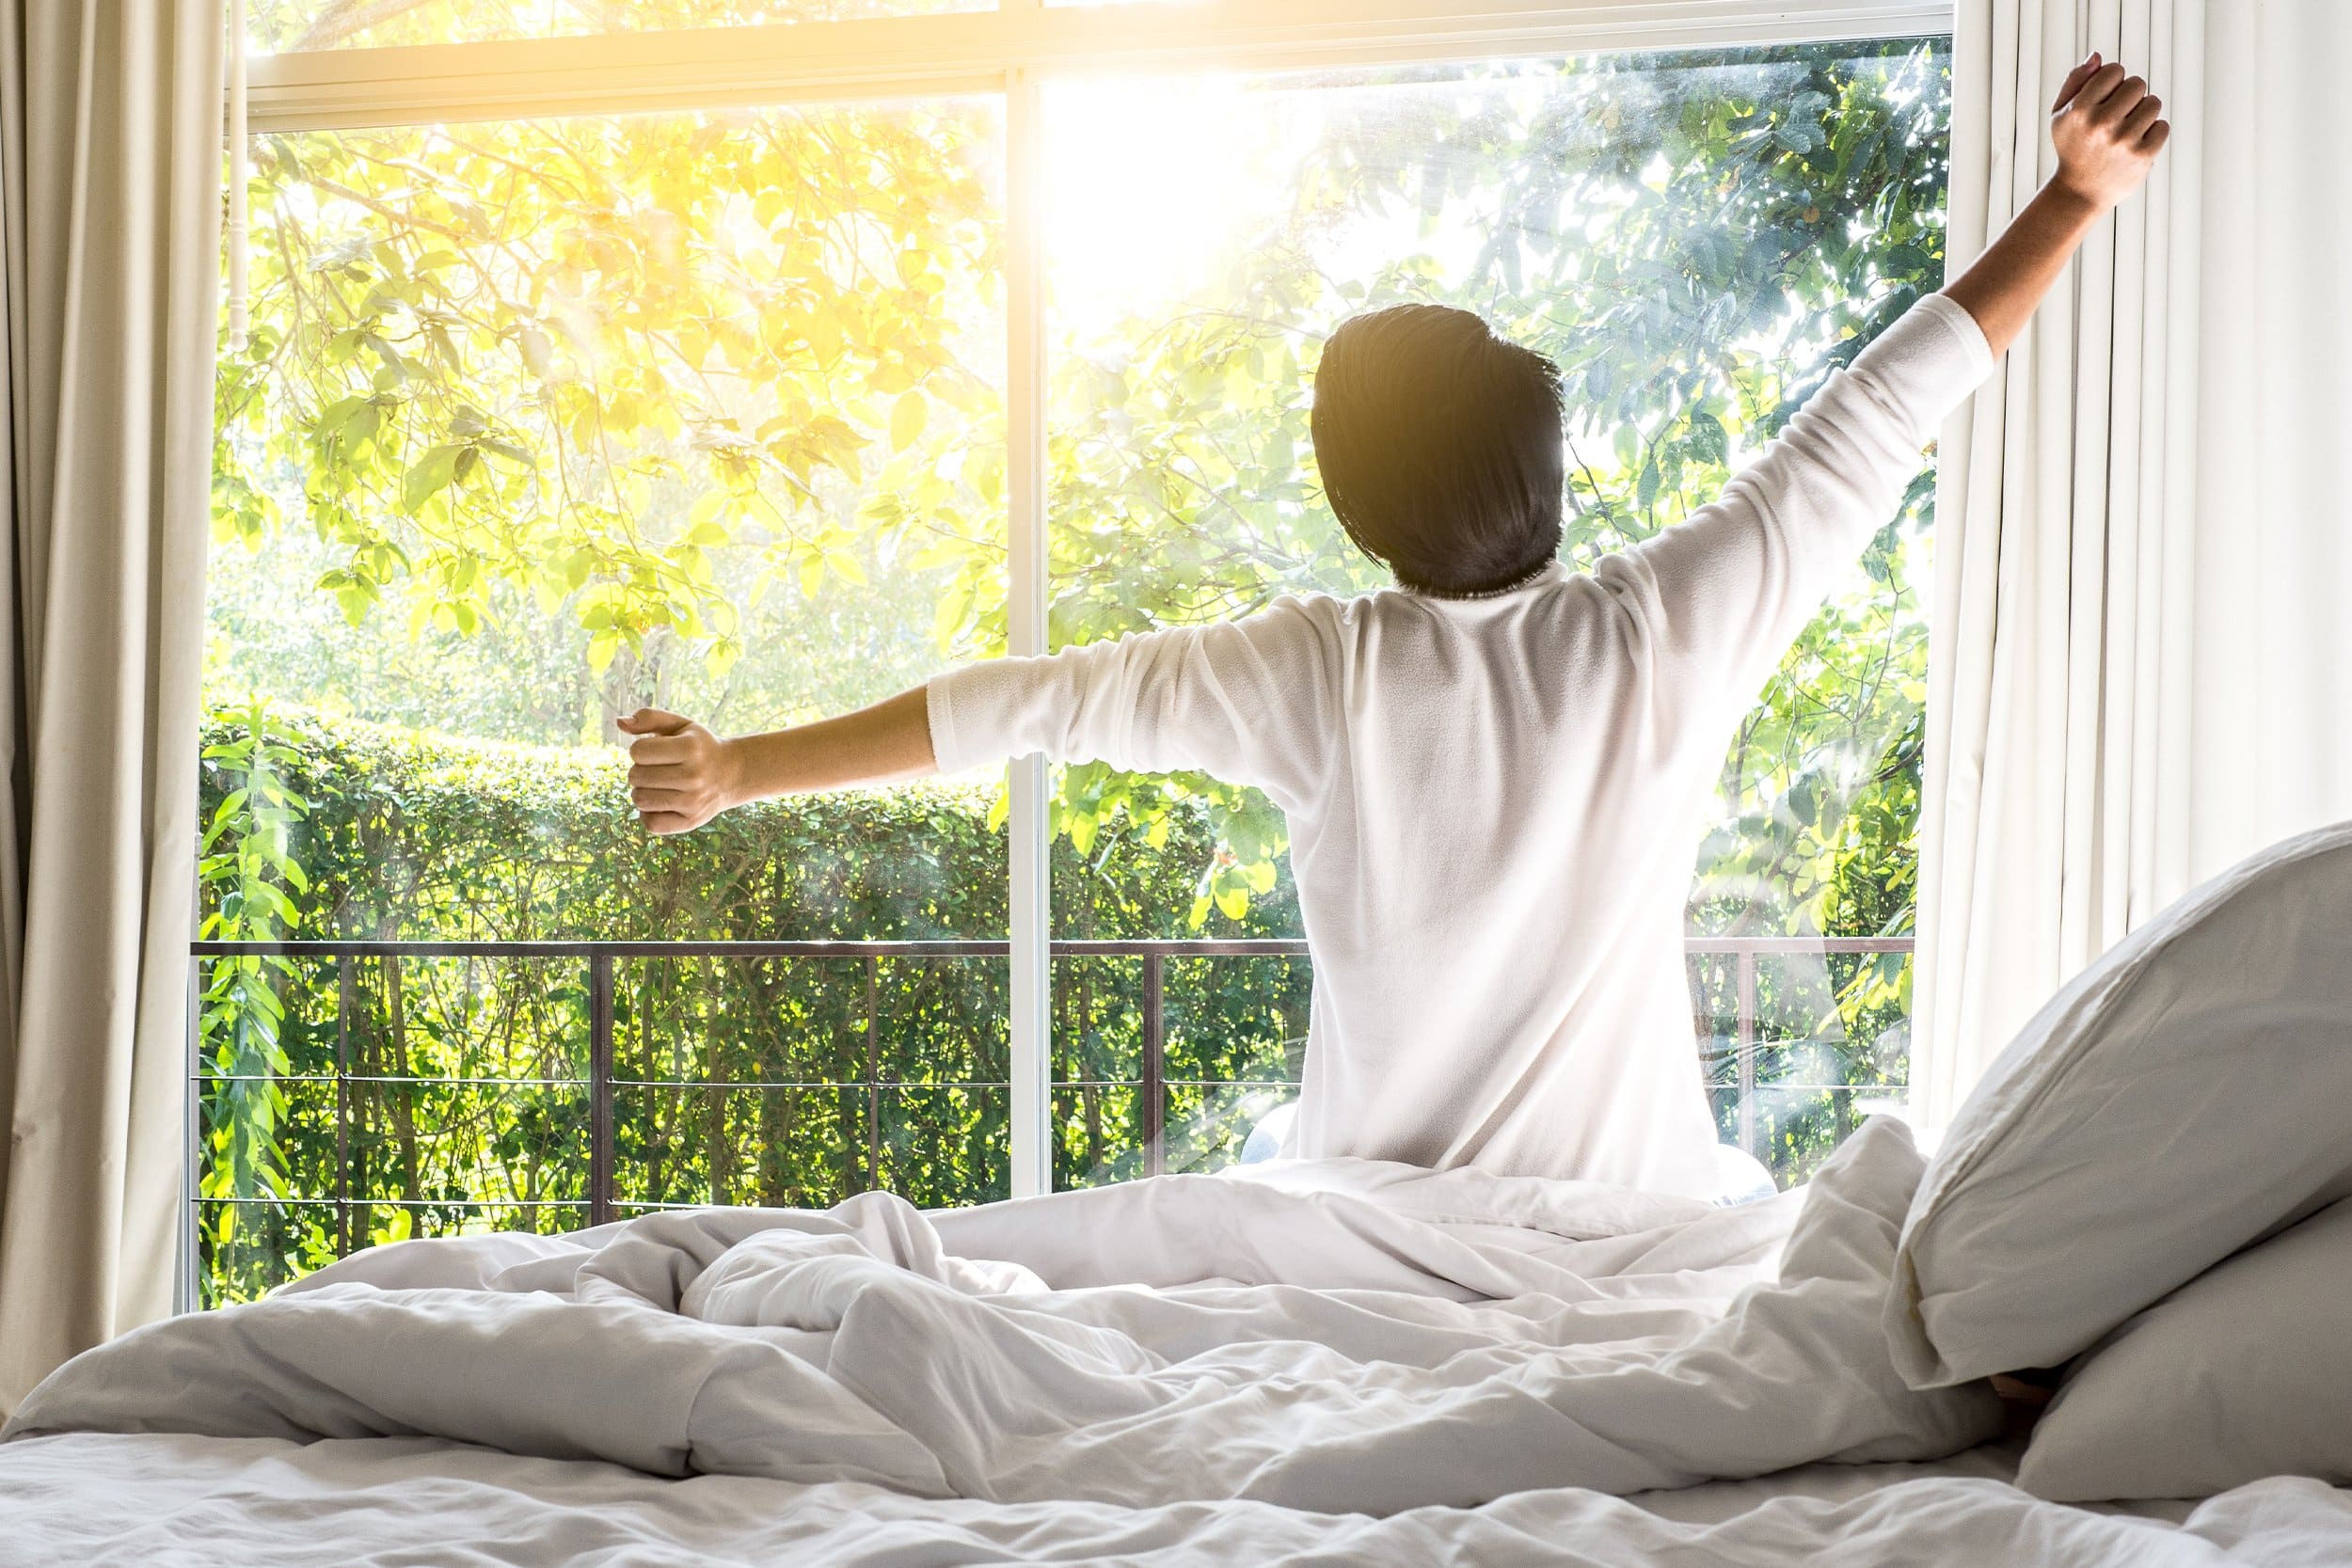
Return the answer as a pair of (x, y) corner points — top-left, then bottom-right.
(1048, 951), (1308, 1188)
(249, 0), (990, 54)
(1691, 945), (1913, 1186)
(202, 98), (1008, 1298)
(1042, 41), (1950, 1189)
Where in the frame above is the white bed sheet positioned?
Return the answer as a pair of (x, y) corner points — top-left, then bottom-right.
(5, 1430), (2349, 1567)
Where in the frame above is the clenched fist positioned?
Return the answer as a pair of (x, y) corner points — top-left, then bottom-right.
(2050, 54), (2169, 210)
(618, 707), (740, 835)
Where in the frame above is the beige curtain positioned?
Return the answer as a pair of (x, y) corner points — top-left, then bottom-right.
(0, 1), (224, 1414)
(1918, 0), (2352, 1125)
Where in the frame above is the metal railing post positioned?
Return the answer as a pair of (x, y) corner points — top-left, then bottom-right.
(336, 956), (354, 1257)
(1735, 947), (1757, 1159)
(589, 951), (614, 1227)
(1141, 952), (1165, 1177)
(865, 955), (882, 1190)
(181, 947), (202, 1315)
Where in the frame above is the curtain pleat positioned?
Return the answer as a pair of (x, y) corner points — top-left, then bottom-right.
(0, 0), (222, 1416)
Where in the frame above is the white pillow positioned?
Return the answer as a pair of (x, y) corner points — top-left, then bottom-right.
(1886, 818), (2352, 1388)
(2017, 1196), (2352, 1501)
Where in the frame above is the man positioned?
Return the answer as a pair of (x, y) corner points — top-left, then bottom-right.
(621, 57), (2168, 1197)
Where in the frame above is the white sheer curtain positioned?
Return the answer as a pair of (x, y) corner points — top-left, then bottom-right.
(2181, 8), (2352, 876)
(0, 1), (223, 1414)
(1917, 0), (2352, 1126)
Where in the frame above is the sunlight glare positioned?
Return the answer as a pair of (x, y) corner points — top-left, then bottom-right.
(1045, 77), (1264, 337)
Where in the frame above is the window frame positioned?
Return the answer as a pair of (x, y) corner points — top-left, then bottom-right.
(217, 0), (1957, 1237)
(245, 1), (1952, 130)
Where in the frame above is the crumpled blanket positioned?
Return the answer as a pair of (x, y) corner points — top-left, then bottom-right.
(2, 1118), (2000, 1513)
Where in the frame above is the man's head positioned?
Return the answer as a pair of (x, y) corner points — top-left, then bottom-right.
(1310, 303), (1565, 597)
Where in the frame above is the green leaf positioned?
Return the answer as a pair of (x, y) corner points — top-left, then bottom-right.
(889, 389), (928, 451)
(932, 582), (970, 653)
(401, 445), (463, 515)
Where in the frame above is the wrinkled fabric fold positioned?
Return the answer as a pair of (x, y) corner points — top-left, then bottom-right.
(6, 1130), (2001, 1512)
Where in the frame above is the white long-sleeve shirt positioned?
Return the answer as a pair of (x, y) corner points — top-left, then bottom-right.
(928, 294), (1994, 1197)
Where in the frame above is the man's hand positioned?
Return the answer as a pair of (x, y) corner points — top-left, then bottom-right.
(2049, 53), (2169, 211)
(1943, 54), (2172, 357)
(615, 687), (937, 827)
(618, 707), (740, 835)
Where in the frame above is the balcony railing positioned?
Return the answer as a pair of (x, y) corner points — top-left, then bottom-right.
(189, 934), (1912, 1257)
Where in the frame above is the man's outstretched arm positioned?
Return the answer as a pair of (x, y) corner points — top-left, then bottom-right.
(620, 689), (935, 835)
(623, 598), (1338, 835)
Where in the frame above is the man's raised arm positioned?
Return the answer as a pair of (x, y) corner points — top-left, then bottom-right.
(1593, 52), (2169, 732)
(1943, 54), (2170, 356)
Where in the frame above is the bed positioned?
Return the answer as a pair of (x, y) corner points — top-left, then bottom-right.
(14, 824), (2352, 1565)
(6, 1122), (2349, 1566)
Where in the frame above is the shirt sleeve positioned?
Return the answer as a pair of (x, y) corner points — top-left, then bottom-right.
(923, 594), (1342, 810)
(1592, 292), (1994, 734)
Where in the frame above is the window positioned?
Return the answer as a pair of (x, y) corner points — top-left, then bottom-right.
(198, 1), (1952, 1305)
(204, 96), (1013, 1300)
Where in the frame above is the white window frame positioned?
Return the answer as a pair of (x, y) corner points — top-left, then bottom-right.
(235, 0), (1955, 1201)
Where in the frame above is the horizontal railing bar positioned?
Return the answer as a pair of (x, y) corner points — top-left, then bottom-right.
(195, 1196), (587, 1208)
(1699, 1041), (1909, 1055)
(1055, 1079), (1297, 1089)
(197, 1075), (1025, 1091)
(191, 935), (1905, 957)
(1705, 1084), (1910, 1094)
(197, 1073), (586, 1087)
(621, 1079), (1014, 1090)
(195, 939), (1016, 958)
(1130, 1078), (1297, 1088)
(1052, 940), (1314, 956)
(607, 1212), (917, 1222)
(196, 1073), (1300, 1089)
(1697, 1045), (1903, 1058)
(1681, 937), (1915, 953)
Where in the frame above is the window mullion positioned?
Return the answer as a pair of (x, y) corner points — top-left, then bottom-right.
(1005, 64), (1052, 1199)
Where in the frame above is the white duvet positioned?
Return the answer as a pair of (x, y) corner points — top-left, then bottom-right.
(6, 1120), (2001, 1511)
(8, 1116), (2352, 1564)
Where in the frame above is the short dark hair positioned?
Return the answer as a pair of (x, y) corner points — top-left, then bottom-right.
(1310, 303), (1565, 597)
